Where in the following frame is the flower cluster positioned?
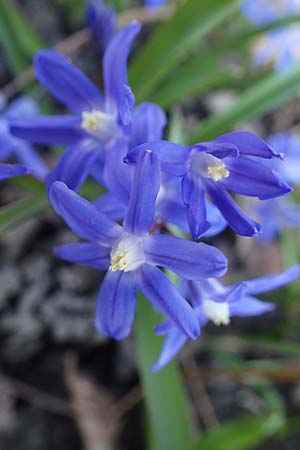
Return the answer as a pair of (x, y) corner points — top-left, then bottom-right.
(1, 2), (299, 370)
(241, 0), (300, 71)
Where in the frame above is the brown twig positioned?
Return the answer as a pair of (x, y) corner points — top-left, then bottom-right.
(0, 5), (175, 100)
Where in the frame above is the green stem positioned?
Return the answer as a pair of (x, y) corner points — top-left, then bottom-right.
(135, 293), (193, 450)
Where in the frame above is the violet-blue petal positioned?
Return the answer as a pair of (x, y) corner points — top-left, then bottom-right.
(124, 150), (160, 236)
(242, 265), (300, 295)
(12, 141), (48, 181)
(214, 131), (283, 159)
(146, 0), (168, 7)
(35, 50), (103, 113)
(196, 142), (239, 159)
(95, 270), (136, 339)
(86, 0), (116, 56)
(49, 181), (122, 245)
(151, 330), (187, 372)
(144, 234), (227, 280)
(131, 102), (167, 147)
(155, 320), (174, 336)
(102, 140), (132, 206)
(229, 296), (275, 316)
(54, 242), (110, 269)
(137, 264), (200, 339)
(223, 156), (292, 199)
(182, 174), (211, 239)
(204, 201), (227, 237)
(0, 133), (16, 160)
(0, 163), (29, 181)
(157, 196), (189, 233)
(46, 139), (100, 191)
(94, 192), (127, 221)
(103, 21), (141, 123)
(5, 95), (40, 117)
(125, 140), (189, 176)
(206, 180), (261, 236)
(9, 115), (83, 144)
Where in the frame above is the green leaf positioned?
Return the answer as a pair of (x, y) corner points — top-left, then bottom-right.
(0, 193), (49, 233)
(135, 294), (193, 450)
(130, 0), (241, 101)
(194, 414), (284, 450)
(188, 65), (300, 143)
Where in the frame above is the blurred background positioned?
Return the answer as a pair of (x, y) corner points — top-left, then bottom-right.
(1, 0), (300, 449)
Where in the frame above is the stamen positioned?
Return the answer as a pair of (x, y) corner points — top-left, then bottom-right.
(81, 109), (116, 139)
(203, 299), (230, 326)
(109, 234), (145, 272)
(207, 163), (229, 181)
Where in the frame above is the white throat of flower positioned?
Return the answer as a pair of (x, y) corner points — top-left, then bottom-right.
(190, 151), (230, 182)
(109, 233), (145, 272)
(81, 109), (116, 139)
(203, 299), (230, 326)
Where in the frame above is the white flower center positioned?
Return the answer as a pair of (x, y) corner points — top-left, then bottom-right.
(203, 299), (230, 326)
(109, 233), (145, 272)
(190, 151), (230, 182)
(81, 109), (116, 139)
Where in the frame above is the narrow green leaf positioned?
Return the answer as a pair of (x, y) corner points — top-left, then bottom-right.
(194, 414), (283, 450)
(135, 294), (193, 450)
(188, 65), (300, 143)
(130, 0), (241, 100)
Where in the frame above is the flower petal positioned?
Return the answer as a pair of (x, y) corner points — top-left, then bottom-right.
(144, 234), (227, 280)
(151, 330), (187, 371)
(0, 163), (29, 181)
(125, 140), (189, 176)
(54, 242), (110, 269)
(9, 115), (83, 144)
(137, 264), (200, 339)
(35, 50), (103, 113)
(182, 174), (210, 239)
(242, 265), (300, 295)
(46, 139), (100, 191)
(206, 180), (261, 236)
(204, 201), (227, 237)
(124, 149), (160, 236)
(229, 296), (274, 316)
(214, 131), (283, 159)
(13, 141), (48, 181)
(86, 0), (116, 56)
(103, 21), (141, 124)
(49, 181), (122, 245)
(131, 102), (167, 147)
(95, 271), (136, 339)
(223, 156), (291, 199)
(94, 192), (127, 221)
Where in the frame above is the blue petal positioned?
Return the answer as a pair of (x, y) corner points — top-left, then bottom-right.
(151, 330), (187, 372)
(54, 242), (110, 269)
(35, 50), (103, 113)
(94, 192), (127, 221)
(9, 115), (83, 144)
(131, 102), (167, 147)
(229, 296), (274, 316)
(146, 0), (168, 7)
(0, 163), (29, 181)
(206, 180), (261, 236)
(182, 174), (210, 239)
(95, 270), (136, 339)
(0, 132), (17, 160)
(125, 140), (189, 176)
(13, 141), (48, 181)
(214, 131), (283, 159)
(124, 149), (160, 236)
(86, 0), (116, 56)
(242, 265), (300, 295)
(49, 181), (122, 245)
(223, 156), (292, 199)
(103, 21), (141, 124)
(204, 201), (227, 237)
(144, 234), (227, 279)
(195, 142), (239, 159)
(102, 139), (132, 206)
(46, 139), (100, 191)
(5, 95), (40, 117)
(137, 264), (200, 339)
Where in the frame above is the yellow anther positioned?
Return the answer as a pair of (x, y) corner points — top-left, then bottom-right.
(81, 109), (103, 133)
(207, 163), (229, 181)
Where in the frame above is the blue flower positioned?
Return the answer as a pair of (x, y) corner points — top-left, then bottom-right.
(145, 0), (168, 7)
(254, 197), (300, 243)
(152, 264), (300, 370)
(241, 0), (300, 26)
(0, 96), (48, 181)
(50, 149), (227, 340)
(9, 22), (141, 186)
(125, 131), (291, 238)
